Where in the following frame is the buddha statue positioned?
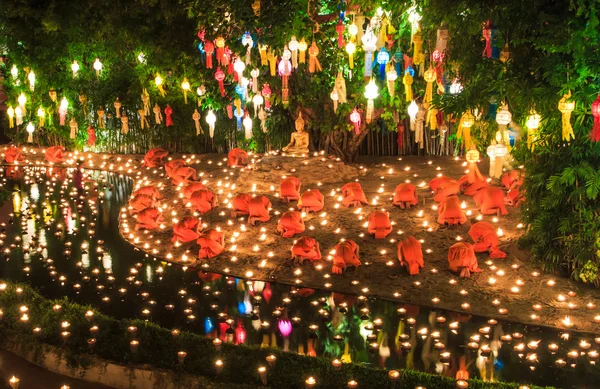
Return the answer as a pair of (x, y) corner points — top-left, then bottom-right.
(283, 112), (309, 155)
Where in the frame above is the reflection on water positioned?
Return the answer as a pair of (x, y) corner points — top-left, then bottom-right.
(0, 166), (596, 389)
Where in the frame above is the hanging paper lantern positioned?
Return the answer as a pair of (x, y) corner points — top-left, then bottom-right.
(465, 148), (479, 164)
(37, 107), (45, 127)
(392, 48), (403, 74)
(192, 109), (202, 135)
(336, 20), (345, 48)
(412, 31), (424, 73)
(402, 71), (413, 102)
(114, 98), (122, 118)
(215, 37), (225, 65)
(155, 74), (166, 97)
(26, 122), (34, 143)
(346, 42), (356, 69)
(6, 107), (14, 128)
(558, 92), (575, 142)
(262, 84), (272, 110)
(181, 78), (191, 104)
(10, 65), (18, 80)
(242, 32), (254, 64)
(386, 69), (397, 97)
(49, 88), (57, 102)
(590, 95), (600, 142)
(298, 39), (308, 64)
(423, 68), (436, 104)
(350, 109), (361, 134)
(526, 109), (541, 150)
(348, 22), (358, 38)
(330, 88), (339, 113)
(17, 92), (26, 108)
(243, 114), (253, 139)
(252, 93), (264, 117)
(363, 79), (378, 123)
(376, 48), (390, 81)
(259, 44), (268, 66)
(59, 97), (68, 126)
(500, 44), (511, 63)
(250, 68), (260, 93)
(361, 27), (377, 77)
(215, 68), (226, 97)
(252, 0), (260, 15)
(205, 41), (215, 68)
(267, 49), (277, 76)
(97, 107), (105, 128)
(120, 114), (129, 134)
(407, 100), (418, 128)
(436, 25), (449, 52)
(70, 118), (78, 139)
(93, 58), (103, 77)
(15, 106), (23, 126)
(164, 105), (173, 127)
(482, 20), (493, 59)
(279, 49), (292, 105)
(206, 110), (216, 138)
(496, 104), (512, 146)
(458, 110), (475, 149)
(153, 104), (162, 124)
(308, 41), (322, 73)
(426, 107), (438, 130)
(407, 7), (421, 42)
(289, 36), (299, 68)
(137, 52), (146, 64)
(234, 58), (246, 85)
(334, 71), (347, 103)
(233, 98), (244, 129)
(27, 70), (35, 91)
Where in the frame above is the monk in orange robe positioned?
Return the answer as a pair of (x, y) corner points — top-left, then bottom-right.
(190, 189), (217, 213)
(448, 242), (482, 277)
(143, 148), (169, 168)
(280, 176), (301, 203)
(227, 148), (249, 167)
(128, 194), (155, 215)
(133, 185), (162, 200)
(433, 178), (460, 202)
(459, 165), (489, 196)
(429, 176), (454, 192)
(332, 240), (360, 274)
(437, 195), (467, 225)
(298, 190), (324, 213)
(505, 185), (525, 206)
(169, 166), (197, 186)
(397, 236), (424, 275)
(501, 170), (523, 189)
(468, 221), (506, 259)
(183, 182), (207, 199)
(474, 186), (508, 215)
(277, 211), (305, 237)
(197, 229), (225, 259)
(291, 236), (321, 264)
(248, 195), (271, 225)
(4, 146), (25, 163)
(393, 183), (418, 209)
(135, 207), (164, 231)
(367, 210), (392, 239)
(172, 217), (201, 243)
(164, 159), (187, 177)
(341, 182), (368, 207)
(45, 146), (66, 163)
(232, 194), (252, 217)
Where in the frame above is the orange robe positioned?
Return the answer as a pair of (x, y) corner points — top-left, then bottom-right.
(468, 221), (506, 259)
(475, 187), (508, 215)
(280, 177), (301, 202)
(133, 185), (162, 200)
(397, 236), (424, 275)
(129, 194), (155, 215)
(291, 236), (321, 263)
(393, 183), (418, 209)
(433, 178), (460, 202)
(501, 170), (522, 189)
(172, 217), (200, 243)
(197, 229), (225, 259)
(459, 165), (488, 196)
(448, 242), (482, 277)
(143, 148), (168, 168)
(437, 195), (467, 225)
(135, 207), (163, 230)
(169, 166), (197, 186)
(4, 146), (24, 163)
(45, 146), (66, 163)
(190, 189), (217, 213)
(429, 176), (454, 192)
(164, 159), (187, 177)
(367, 211), (392, 239)
(332, 240), (360, 274)
(277, 211), (305, 238)
(183, 182), (207, 199)
(227, 148), (249, 167)
(232, 194), (252, 217)
(341, 182), (368, 207)
(248, 196), (271, 225)
(298, 190), (324, 212)
(505, 186), (524, 206)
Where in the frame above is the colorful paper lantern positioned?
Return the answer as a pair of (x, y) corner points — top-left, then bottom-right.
(26, 122), (34, 143)
(346, 42), (356, 69)
(376, 48), (390, 81)
(558, 92), (575, 141)
(590, 95), (600, 142)
(215, 68), (226, 97)
(181, 78), (191, 104)
(350, 109), (361, 134)
(206, 110), (216, 138)
(363, 79), (378, 123)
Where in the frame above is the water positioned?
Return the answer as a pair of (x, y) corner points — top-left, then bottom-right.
(0, 166), (596, 389)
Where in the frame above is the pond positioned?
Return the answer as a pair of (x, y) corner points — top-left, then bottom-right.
(0, 166), (595, 389)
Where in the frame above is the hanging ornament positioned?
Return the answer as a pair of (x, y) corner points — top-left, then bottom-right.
(262, 84), (272, 110)
(10, 65), (18, 80)
(482, 20), (493, 59)
(258, 107), (267, 133)
(279, 49), (292, 105)
(591, 95), (600, 142)
(243, 114), (253, 139)
(330, 88), (339, 113)
(252, 0), (260, 16)
(164, 105), (174, 127)
(234, 58), (246, 85)
(336, 20), (345, 48)
(252, 93), (264, 117)
(97, 107), (105, 128)
(392, 48), (403, 74)
(142, 88), (151, 116)
(213, 67), (226, 97)
(27, 70), (35, 91)
(26, 122), (35, 143)
(407, 100), (418, 131)
(334, 71), (347, 103)
(412, 31), (424, 74)
(414, 102), (425, 148)
(121, 114), (129, 134)
(424, 67), (436, 104)
(289, 37), (299, 68)
(69, 118), (78, 139)
(493, 140), (508, 178)
(298, 39), (308, 64)
(153, 104), (163, 124)
(193, 109), (202, 135)
(233, 99), (244, 130)
(155, 74), (166, 97)
(87, 126), (96, 147)
(7, 107), (14, 128)
(403, 71), (413, 102)
(267, 49), (277, 76)
(227, 103), (233, 119)
(361, 27), (377, 78)
(114, 98), (122, 118)
(15, 107), (23, 126)
(308, 41), (322, 73)
(215, 37), (225, 65)
(436, 25), (449, 52)
(558, 92), (575, 142)
(259, 45), (268, 66)
(138, 109), (149, 129)
(355, 13), (366, 42)
(93, 58), (103, 77)
(37, 107), (45, 127)
(377, 48), (390, 81)
(386, 69), (397, 97)
(181, 78), (191, 104)
(500, 43), (511, 63)
(495, 104), (512, 146)
(346, 41), (356, 69)
(407, 7), (421, 43)
(48, 88), (57, 102)
(350, 109), (361, 134)
(59, 97), (68, 126)
(378, 11), (389, 49)
(363, 79), (379, 123)
(457, 110), (475, 149)
(426, 106), (438, 130)
(526, 109), (541, 150)
(250, 68), (260, 93)
(242, 33), (254, 65)
(205, 41), (215, 69)
(206, 110), (216, 138)
(348, 22), (358, 40)
(17, 93), (27, 109)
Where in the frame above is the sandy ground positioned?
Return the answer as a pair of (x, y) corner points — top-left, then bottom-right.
(6, 147), (600, 334)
